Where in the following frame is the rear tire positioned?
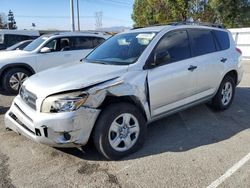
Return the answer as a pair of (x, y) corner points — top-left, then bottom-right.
(3, 68), (31, 95)
(93, 102), (147, 160)
(211, 76), (235, 111)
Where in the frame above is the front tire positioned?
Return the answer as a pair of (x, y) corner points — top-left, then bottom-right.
(93, 103), (147, 160)
(3, 68), (30, 95)
(211, 76), (235, 111)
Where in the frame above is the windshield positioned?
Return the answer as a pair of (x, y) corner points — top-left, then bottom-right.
(86, 32), (157, 65)
(23, 36), (47, 51)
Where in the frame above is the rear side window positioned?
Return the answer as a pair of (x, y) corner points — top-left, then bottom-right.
(92, 37), (105, 48)
(154, 30), (191, 64)
(71, 37), (94, 50)
(189, 29), (216, 57)
(213, 30), (230, 50)
(71, 37), (105, 50)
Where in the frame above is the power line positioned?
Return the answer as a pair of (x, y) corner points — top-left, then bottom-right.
(81, 0), (132, 7)
(15, 15), (94, 19)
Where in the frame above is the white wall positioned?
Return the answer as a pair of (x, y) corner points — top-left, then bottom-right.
(229, 28), (250, 60)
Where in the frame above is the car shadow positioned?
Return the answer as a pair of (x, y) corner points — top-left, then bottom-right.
(0, 106), (9, 115)
(55, 87), (250, 161)
(0, 87), (15, 96)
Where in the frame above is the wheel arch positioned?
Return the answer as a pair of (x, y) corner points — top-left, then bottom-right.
(0, 63), (36, 79)
(98, 95), (148, 122)
(223, 70), (238, 85)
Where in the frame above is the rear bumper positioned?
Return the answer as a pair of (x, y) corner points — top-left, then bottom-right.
(5, 96), (101, 147)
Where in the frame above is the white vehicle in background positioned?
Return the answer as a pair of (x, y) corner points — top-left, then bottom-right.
(0, 32), (110, 94)
(0, 29), (39, 50)
(6, 40), (34, 51)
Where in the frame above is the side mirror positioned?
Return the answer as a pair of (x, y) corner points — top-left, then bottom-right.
(40, 47), (51, 53)
(153, 51), (171, 66)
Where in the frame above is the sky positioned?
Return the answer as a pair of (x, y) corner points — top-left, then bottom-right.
(0, 0), (134, 30)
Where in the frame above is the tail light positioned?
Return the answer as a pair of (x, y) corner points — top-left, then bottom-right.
(236, 47), (242, 55)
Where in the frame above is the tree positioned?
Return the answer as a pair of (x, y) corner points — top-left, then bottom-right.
(209, 0), (250, 28)
(0, 14), (7, 29)
(132, 0), (174, 27)
(7, 10), (17, 29)
(132, 0), (250, 28)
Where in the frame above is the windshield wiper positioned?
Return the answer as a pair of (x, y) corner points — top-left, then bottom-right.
(87, 59), (109, 65)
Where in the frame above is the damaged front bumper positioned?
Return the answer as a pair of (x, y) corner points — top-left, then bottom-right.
(4, 95), (100, 147)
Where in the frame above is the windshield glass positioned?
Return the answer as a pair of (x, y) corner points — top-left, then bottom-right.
(86, 32), (157, 65)
(23, 36), (47, 51)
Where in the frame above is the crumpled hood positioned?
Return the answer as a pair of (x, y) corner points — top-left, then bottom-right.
(0, 50), (30, 60)
(23, 62), (128, 98)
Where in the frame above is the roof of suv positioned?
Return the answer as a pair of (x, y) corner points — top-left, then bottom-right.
(126, 22), (226, 33)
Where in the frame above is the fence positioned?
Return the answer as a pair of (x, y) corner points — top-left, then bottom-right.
(229, 28), (250, 60)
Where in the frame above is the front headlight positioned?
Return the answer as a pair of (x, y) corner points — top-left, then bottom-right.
(41, 91), (88, 113)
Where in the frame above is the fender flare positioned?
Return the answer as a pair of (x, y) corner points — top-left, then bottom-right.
(0, 63), (36, 77)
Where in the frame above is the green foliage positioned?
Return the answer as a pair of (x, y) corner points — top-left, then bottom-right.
(132, 0), (250, 28)
(209, 0), (250, 28)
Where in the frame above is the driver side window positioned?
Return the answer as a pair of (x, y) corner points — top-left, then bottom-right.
(44, 39), (58, 52)
(154, 30), (191, 65)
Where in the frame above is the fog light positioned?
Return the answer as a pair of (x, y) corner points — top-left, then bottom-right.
(63, 132), (71, 141)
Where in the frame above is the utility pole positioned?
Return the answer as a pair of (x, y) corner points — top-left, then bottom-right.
(70, 0), (75, 31)
(77, 0), (80, 31)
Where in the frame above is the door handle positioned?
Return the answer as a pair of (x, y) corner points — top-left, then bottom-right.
(221, 58), (227, 63)
(188, 65), (197, 71)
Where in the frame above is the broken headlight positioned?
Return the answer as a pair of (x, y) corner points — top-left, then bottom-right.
(41, 91), (88, 113)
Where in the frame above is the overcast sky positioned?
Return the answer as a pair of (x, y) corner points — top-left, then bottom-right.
(0, 0), (134, 30)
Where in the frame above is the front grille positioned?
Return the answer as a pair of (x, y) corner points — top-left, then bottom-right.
(9, 112), (35, 135)
(20, 86), (37, 110)
(14, 103), (33, 122)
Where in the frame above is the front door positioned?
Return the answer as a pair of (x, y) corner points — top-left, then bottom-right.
(36, 37), (74, 71)
(147, 30), (198, 117)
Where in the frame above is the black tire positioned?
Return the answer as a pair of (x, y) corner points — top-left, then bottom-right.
(211, 76), (235, 111)
(3, 68), (31, 95)
(93, 102), (147, 160)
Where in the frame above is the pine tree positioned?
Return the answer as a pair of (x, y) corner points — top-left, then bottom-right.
(7, 10), (17, 29)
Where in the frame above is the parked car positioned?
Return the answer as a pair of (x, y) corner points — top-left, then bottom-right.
(6, 40), (33, 51)
(0, 32), (110, 94)
(0, 30), (39, 50)
(5, 23), (243, 160)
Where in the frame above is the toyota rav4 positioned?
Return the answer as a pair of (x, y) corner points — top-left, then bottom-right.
(5, 23), (243, 160)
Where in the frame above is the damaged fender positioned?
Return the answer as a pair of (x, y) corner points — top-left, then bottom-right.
(84, 71), (151, 121)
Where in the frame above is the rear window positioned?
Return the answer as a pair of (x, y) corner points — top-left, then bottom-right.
(189, 29), (216, 57)
(213, 30), (230, 50)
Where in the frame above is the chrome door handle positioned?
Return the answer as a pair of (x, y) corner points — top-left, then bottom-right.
(221, 58), (227, 63)
(188, 65), (197, 71)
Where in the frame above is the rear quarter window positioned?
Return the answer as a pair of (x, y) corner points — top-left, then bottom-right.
(188, 29), (216, 57)
(213, 30), (230, 50)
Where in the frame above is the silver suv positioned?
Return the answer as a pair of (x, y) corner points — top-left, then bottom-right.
(5, 23), (243, 160)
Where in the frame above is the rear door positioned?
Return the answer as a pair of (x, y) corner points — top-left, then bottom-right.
(188, 29), (226, 99)
(147, 29), (198, 117)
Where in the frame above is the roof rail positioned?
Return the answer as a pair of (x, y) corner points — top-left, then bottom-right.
(169, 21), (225, 29)
(132, 22), (225, 30)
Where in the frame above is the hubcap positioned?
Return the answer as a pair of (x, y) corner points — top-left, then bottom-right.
(221, 81), (233, 106)
(108, 113), (140, 152)
(9, 72), (28, 91)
